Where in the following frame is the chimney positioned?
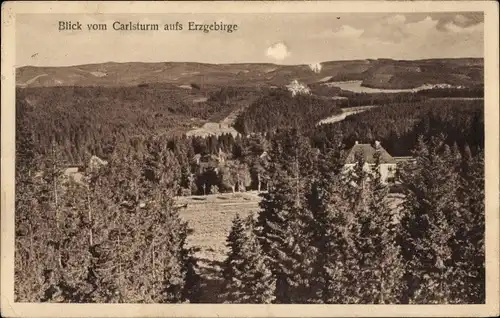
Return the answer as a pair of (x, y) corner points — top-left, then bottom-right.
(375, 140), (381, 148)
(355, 141), (359, 145)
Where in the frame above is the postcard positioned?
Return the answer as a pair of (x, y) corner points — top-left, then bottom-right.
(1, 1), (499, 317)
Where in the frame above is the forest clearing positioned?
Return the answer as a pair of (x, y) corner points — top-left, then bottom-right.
(176, 191), (405, 264)
(176, 192), (261, 263)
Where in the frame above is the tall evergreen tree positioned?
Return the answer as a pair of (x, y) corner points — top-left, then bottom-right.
(449, 147), (485, 303)
(355, 150), (405, 303)
(222, 214), (275, 303)
(305, 133), (345, 303)
(257, 129), (317, 303)
(319, 152), (367, 303)
(398, 135), (461, 303)
(83, 145), (199, 303)
(316, 148), (404, 304)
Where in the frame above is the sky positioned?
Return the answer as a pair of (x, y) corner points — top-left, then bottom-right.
(16, 12), (484, 67)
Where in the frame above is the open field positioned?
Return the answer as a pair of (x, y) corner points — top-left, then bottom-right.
(176, 191), (262, 263)
(176, 191), (404, 264)
(175, 191), (262, 302)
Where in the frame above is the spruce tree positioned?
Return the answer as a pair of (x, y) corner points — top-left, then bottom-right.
(449, 147), (485, 303)
(15, 101), (41, 301)
(305, 134), (345, 303)
(398, 135), (461, 303)
(317, 148), (405, 304)
(319, 152), (367, 304)
(257, 129), (317, 303)
(85, 145), (199, 303)
(34, 143), (68, 302)
(355, 150), (405, 303)
(222, 214), (275, 303)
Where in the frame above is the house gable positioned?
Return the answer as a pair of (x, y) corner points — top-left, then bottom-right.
(345, 141), (396, 165)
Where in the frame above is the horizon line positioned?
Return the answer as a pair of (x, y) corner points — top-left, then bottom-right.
(16, 56), (484, 69)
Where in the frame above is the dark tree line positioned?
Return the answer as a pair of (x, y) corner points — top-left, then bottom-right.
(312, 99), (484, 156)
(235, 89), (483, 148)
(15, 132), (200, 302)
(220, 130), (484, 304)
(17, 83), (483, 167)
(233, 89), (343, 135)
(17, 90), (484, 198)
(15, 85), (257, 163)
(416, 85), (484, 98)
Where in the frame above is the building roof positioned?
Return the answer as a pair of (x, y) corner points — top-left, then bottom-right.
(345, 142), (396, 164)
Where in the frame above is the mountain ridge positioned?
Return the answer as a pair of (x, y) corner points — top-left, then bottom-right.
(17, 58), (484, 89)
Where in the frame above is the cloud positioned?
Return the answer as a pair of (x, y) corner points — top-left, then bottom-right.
(385, 14), (406, 25)
(314, 25), (364, 39)
(266, 42), (291, 61)
(309, 62), (322, 73)
(444, 21), (484, 34)
(362, 15), (438, 43)
(454, 14), (469, 25)
(404, 16), (439, 36)
(335, 25), (364, 38)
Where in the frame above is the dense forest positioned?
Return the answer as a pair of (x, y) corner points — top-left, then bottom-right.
(15, 82), (485, 304)
(15, 126), (485, 304)
(308, 84), (483, 107)
(313, 99), (484, 156)
(233, 89), (343, 135)
(16, 84), (484, 196)
(16, 84), (275, 163)
(16, 83), (483, 164)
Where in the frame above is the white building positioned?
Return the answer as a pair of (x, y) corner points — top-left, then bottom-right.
(343, 141), (397, 184)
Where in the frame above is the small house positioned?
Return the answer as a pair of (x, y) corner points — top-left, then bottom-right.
(343, 141), (397, 184)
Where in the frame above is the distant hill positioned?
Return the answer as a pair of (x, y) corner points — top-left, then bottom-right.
(360, 58), (484, 89)
(16, 58), (483, 90)
(233, 88), (343, 135)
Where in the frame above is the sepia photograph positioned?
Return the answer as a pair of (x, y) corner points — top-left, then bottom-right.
(1, 1), (499, 317)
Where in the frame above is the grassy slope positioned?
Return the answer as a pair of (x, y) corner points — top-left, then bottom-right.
(176, 191), (261, 263)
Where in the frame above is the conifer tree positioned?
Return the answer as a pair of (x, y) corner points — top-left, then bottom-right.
(15, 101), (41, 301)
(319, 152), (367, 303)
(85, 154), (132, 303)
(449, 147), (485, 303)
(33, 143), (69, 302)
(398, 135), (461, 303)
(315, 147), (405, 304)
(51, 179), (95, 302)
(355, 150), (405, 303)
(222, 214), (275, 303)
(84, 145), (199, 303)
(257, 129), (317, 303)
(305, 134), (345, 303)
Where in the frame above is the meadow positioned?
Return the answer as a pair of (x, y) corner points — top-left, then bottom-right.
(176, 192), (261, 263)
(176, 192), (404, 265)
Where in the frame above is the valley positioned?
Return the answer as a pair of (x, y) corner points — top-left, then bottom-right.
(15, 57), (485, 305)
